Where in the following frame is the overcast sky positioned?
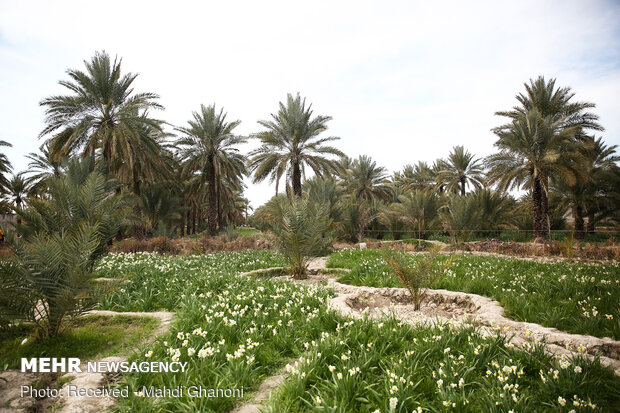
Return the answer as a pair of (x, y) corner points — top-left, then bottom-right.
(1, 0), (619, 208)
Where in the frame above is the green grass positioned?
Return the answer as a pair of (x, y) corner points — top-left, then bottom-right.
(91, 252), (620, 412)
(0, 315), (159, 369)
(328, 249), (620, 339)
(97, 250), (288, 311)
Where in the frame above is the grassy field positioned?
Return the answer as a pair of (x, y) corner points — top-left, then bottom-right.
(92, 252), (619, 412)
(0, 315), (159, 369)
(328, 249), (620, 340)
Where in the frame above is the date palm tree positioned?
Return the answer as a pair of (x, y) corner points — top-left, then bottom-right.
(0, 140), (12, 194)
(344, 155), (390, 201)
(39, 51), (164, 178)
(438, 146), (485, 195)
(24, 143), (63, 196)
(176, 104), (246, 236)
(488, 76), (602, 239)
(249, 93), (344, 197)
(551, 136), (620, 238)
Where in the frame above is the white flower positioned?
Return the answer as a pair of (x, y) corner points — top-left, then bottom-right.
(558, 396), (566, 406)
(574, 366), (582, 374)
(389, 397), (398, 411)
(187, 347), (195, 356)
(20, 338), (28, 345)
(328, 365), (336, 372)
(144, 350), (153, 358)
(315, 396), (321, 404)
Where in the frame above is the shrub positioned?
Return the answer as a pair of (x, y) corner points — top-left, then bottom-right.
(274, 198), (332, 279)
(0, 158), (124, 337)
(383, 249), (454, 310)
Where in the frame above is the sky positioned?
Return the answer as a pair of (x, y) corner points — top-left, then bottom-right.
(1, 0), (619, 209)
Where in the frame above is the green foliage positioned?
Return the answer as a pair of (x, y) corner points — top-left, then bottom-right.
(97, 252), (619, 412)
(0, 158), (126, 337)
(0, 315), (158, 369)
(274, 198), (333, 279)
(383, 248), (453, 310)
(328, 249), (620, 339)
(440, 194), (482, 243)
(249, 93), (344, 197)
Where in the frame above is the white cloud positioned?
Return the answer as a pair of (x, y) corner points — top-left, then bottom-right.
(1, 0), (618, 207)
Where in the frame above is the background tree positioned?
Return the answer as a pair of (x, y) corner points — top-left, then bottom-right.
(0, 140), (12, 195)
(176, 104), (246, 236)
(344, 155), (389, 201)
(437, 145), (485, 195)
(249, 93), (343, 197)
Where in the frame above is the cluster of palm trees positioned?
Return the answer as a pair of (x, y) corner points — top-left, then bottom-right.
(0, 51), (618, 243)
(253, 77), (619, 242)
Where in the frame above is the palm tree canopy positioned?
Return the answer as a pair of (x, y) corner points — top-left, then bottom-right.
(487, 108), (585, 193)
(0, 140), (13, 192)
(176, 104), (246, 181)
(437, 146), (485, 194)
(344, 155), (389, 201)
(39, 51), (164, 169)
(249, 93), (344, 195)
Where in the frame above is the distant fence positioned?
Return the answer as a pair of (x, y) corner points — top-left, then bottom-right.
(364, 228), (619, 242)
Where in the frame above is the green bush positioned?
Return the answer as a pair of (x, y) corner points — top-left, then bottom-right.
(0, 158), (126, 337)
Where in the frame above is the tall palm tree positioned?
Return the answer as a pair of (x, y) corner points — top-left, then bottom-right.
(488, 76), (603, 239)
(344, 155), (389, 201)
(39, 51), (164, 177)
(249, 93), (344, 197)
(438, 146), (485, 195)
(0, 140), (12, 194)
(176, 104), (246, 236)
(551, 136), (620, 238)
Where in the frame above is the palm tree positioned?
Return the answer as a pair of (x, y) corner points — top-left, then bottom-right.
(176, 104), (246, 236)
(390, 190), (440, 240)
(394, 162), (437, 192)
(39, 51), (164, 176)
(6, 173), (29, 212)
(438, 146), (485, 195)
(2, 157), (126, 337)
(344, 155), (389, 201)
(24, 143), (63, 196)
(488, 77), (602, 239)
(0, 140), (12, 194)
(551, 136), (620, 238)
(249, 93), (344, 197)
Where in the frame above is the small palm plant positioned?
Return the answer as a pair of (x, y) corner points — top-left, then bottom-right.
(275, 198), (332, 279)
(0, 157), (126, 337)
(383, 249), (454, 310)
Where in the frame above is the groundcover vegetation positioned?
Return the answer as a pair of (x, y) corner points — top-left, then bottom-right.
(94, 251), (619, 412)
(328, 249), (620, 340)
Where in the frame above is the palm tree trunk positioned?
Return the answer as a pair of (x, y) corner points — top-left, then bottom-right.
(573, 205), (585, 239)
(586, 211), (595, 233)
(460, 178), (466, 196)
(207, 156), (217, 236)
(292, 161), (302, 197)
(217, 181), (224, 230)
(532, 177), (544, 239)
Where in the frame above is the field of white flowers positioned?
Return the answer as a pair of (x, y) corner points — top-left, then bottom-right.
(329, 249), (620, 340)
(96, 251), (620, 412)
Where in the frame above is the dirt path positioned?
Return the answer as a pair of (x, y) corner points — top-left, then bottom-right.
(244, 258), (620, 374)
(228, 360), (298, 413)
(0, 311), (174, 413)
(328, 281), (620, 372)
